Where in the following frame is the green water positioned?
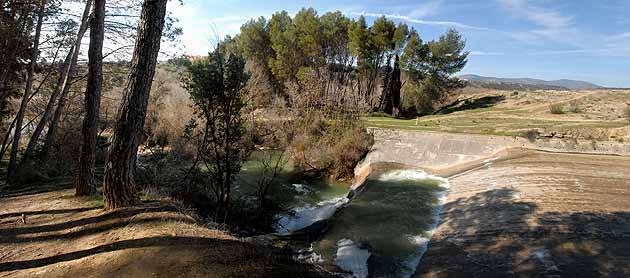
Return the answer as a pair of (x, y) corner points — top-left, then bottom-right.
(313, 171), (447, 277)
(235, 150), (348, 208)
(236, 152), (448, 277)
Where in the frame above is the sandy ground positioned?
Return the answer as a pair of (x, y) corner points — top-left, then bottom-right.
(0, 182), (325, 278)
(415, 151), (630, 277)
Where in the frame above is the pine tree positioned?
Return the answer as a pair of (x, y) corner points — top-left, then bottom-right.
(103, 0), (168, 209)
(76, 0), (105, 196)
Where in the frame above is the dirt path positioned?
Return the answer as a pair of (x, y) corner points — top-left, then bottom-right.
(0, 182), (324, 277)
(415, 151), (630, 277)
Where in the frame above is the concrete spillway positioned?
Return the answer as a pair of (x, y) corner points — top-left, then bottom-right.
(345, 129), (630, 277)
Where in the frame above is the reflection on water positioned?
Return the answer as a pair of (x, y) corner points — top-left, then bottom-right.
(235, 151), (349, 234)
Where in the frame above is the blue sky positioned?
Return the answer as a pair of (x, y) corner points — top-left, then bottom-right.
(168, 0), (630, 87)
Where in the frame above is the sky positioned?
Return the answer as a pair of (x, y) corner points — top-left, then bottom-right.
(166, 0), (630, 87)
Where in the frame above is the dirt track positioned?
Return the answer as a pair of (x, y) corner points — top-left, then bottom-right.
(0, 183), (323, 278)
(416, 151), (630, 277)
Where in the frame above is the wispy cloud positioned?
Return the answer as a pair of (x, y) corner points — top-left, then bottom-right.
(350, 11), (497, 32)
(470, 51), (505, 56)
(496, 0), (578, 42)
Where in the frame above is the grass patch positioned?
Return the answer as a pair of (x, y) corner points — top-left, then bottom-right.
(82, 194), (104, 208)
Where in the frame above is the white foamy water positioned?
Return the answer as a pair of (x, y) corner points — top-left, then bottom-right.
(275, 196), (349, 235)
(335, 239), (371, 278)
(378, 169), (450, 277)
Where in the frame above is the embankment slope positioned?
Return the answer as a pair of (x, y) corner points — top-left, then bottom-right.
(355, 129), (630, 277)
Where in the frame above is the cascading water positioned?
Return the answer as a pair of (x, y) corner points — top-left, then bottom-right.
(274, 168), (449, 277)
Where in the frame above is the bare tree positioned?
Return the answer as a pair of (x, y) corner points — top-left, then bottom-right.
(75, 0), (105, 196)
(6, 0), (45, 182)
(25, 0), (93, 161)
(102, 0), (168, 209)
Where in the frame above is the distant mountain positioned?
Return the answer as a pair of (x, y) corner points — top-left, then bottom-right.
(459, 74), (602, 90)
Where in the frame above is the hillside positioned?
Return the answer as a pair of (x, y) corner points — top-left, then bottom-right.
(460, 74), (602, 90)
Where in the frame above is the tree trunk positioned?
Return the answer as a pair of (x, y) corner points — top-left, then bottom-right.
(25, 0), (93, 162)
(6, 0), (45, 182)
(391, 55), (402, 117)
(103, 0), (167, 209)
(75, 0), (105, 196)
(39, 1), (92, 161)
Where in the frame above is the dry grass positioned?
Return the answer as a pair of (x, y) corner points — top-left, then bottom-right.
(0, 185), (323, 277)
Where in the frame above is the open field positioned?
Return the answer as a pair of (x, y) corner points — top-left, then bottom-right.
(367, 89), (630, 140)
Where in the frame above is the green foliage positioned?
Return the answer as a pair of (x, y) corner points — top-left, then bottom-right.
(294, 8), (322, 62)
(183, 47), (251, 216)
(268, 11), (300, 82)
(549, 103), (565, 114)
(400, 30), (428, 80)
(288, 116), (373, 179)
(232, 8), (467, 116)
(370, 16), (396, 52)
(400, 29), (468, 115)
(319, 11), (350, 62)
(427, 29), (469, 77)
(239, 17), (273, 62)
(348, 16), (373, 67)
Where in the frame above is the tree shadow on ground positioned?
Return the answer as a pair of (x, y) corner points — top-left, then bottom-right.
(0, 205), (179, 238)
(417, 189), (630, 278)
(0, 209), (328, 277)
(0, 235), (319, 277)
(0, 180), (73, 198)
(434, 95), (506, 115)
(0, 207), (101, 219)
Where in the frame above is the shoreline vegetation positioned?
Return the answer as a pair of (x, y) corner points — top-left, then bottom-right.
(1, 2), (629, 277)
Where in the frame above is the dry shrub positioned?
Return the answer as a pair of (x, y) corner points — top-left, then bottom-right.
(625, 105), (630, 123)
(288, 115), (373, 179)
(524, 129), (539, 142)
(144, 68), (194, 158)
(549, 103), (565, 114)
(568, 100), (582, 113)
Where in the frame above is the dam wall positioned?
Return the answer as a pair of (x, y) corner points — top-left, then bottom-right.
(352, 128), (630, 189)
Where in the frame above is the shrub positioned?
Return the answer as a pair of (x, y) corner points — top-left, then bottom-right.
(625, 105), (630, 123)
(567, 101), (582, 113)
(549, 103), (565, 114)
(288, 115), (373, 179)
(524, 129), (539, 142)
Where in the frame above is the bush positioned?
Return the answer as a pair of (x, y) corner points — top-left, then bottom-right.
(524, 129), (539, 142)
(288, 115), (373, 179)
(549, 103), (565, 114)
(625, 105), (630, 123)
(567, 101), (582, 113)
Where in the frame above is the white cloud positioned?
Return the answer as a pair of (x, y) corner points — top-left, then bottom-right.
(496, 0), (578, 42)
(470, 51), (505, 56)
(351, 11), (496, 32)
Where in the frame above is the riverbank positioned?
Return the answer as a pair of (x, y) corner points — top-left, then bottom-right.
(352, 129), (630, 277)
(0, 181), (329, 277)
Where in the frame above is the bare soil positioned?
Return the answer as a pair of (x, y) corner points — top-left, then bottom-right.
(416, 151), (630, 278)
(0, 181), (326, 278)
